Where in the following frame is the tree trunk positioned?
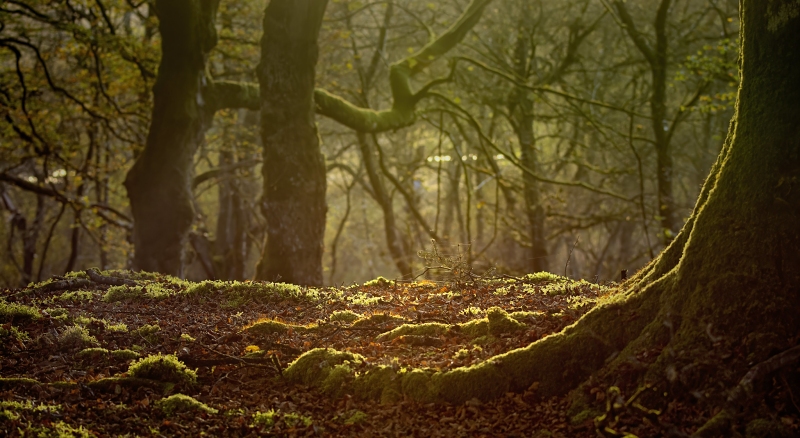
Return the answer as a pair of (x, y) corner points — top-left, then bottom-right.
(254, 0), (328, 286)
(123, 0), (220, 276)
(510, 16), (548, 274)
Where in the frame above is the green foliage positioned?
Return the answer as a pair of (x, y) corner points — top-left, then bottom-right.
(156, 394), (217, 416)
(0, 300), (41, 322)
(127, 354), (197, 385)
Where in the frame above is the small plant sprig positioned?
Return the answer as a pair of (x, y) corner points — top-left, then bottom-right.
(415, 239), (494, 286)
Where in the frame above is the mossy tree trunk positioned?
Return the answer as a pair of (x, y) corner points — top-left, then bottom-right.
(254, 0), (492, 284)
(317, 0), (799, 414)
(124, 0), (259, 276)
(254, 0), (329, 286)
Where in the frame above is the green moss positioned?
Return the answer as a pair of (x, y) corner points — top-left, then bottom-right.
(344, 410), (368, 425)
(59, 325), (98, 348)
(0, 324), (29, 341)
(106, 322), (128, 332)
(508, 311), (544, 323)
(364, 276), (393, 287)
(86, 376), (166, 392)
(352, 365), (401, 403)
(57, 290), (94, 302)
(283, 412), (312, 428)
(103, 285), (146, 302)
(459, 318), (489, 338)
(29, 421), (93, 438)
(0, 400), (61, 422)
(284, 348), (363, 387)
(76, 347), (110, 361)
(132, 324), (161, 343)
(156, 394), (217, 416)
(745, 418), (792, 438)
(487, 307), (526, 336)
(127, 353), (197, 385)
(180, 333), (196, 342)
(0, 300), (41, 322)
(470, 335), (494, 345)
(45, 307), (69, 318)
(329, 310), (363, 323)
(320, 363), (354, 397)
(185, 280), (319, 304)
(693, 410), (733, 438)
(399, 369), (436, 403)
(252, 409), (277, 429)
(523, 272), (566, 283)
(110, 349), (140, 361)
(246, 319), (315, 336)
(375, 322), (449, 342)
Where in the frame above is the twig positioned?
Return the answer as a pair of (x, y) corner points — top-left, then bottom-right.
(564, 237), (580, 278)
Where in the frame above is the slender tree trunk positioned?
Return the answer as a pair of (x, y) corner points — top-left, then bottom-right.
(123, 0), (220, 276)
(254, 0), (329, 286)
(357, 133), (413, 278)
(510, 16), (548, 274)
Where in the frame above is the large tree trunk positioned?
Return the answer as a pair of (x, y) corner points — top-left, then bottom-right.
(296, 2), (800, 425)
(254, 0), (328, 286)
(123, 0), (219, 276)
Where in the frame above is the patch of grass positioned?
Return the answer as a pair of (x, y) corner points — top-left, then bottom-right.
(59, 325), (98, 348)
(156, 394), (217, 416)
(252, 409), (277, 429)
(57, 290), (94, 302)
(0, 300), (41, 322)
(128, 353), (197, 385)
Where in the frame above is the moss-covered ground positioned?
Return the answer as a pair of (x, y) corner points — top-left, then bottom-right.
(0, 271), (796, 437)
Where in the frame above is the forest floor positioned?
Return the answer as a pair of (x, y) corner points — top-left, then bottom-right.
(0, 270), (795, 437)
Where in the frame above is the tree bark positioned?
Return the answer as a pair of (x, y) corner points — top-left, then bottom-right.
(124, 0), (260, 277)
(123, 0), (220, 277)
(254, 0), (329, 286)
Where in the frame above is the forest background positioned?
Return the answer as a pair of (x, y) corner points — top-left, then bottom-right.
(0, 0), (740, 288)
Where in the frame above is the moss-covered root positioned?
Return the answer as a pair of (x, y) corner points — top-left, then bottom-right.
(127, 354), (197, 385)
(157, 394), (218, 416)
(283, 348), (363, 389)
